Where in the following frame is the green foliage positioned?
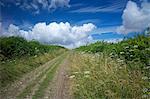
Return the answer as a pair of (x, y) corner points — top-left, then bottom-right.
(113, 35), (150, 65)
(73, 33), (150, 98)
(0, 36), (66, 60)
(0, 36), (67, 88)
(70, 52), (148, 99)
(76, 34), (150, 67)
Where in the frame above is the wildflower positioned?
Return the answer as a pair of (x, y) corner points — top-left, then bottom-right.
(130, 55), (133, 57)
(145, 48), (150, 51)
(120, 52), (124, 54)
(109, 52), (113, 56)
(142, 94), (148, 98)
(117, 59), (124, 63)
(144, 66), (150, 69)
(143, 88), (148, 93)
(129, 49), (134, 52)
(81, 52), (85, 54)
(119, 66), (122, 69)
(124, 46), (129, 49)
(69, 75), (75, 79)
(75, 84), (80, 87)
(142, 76), (148, 80)
(2, 61), (5, 63)
(84, 75), (90, 78)
(74, 72), (79, 74)
(133, 45), (138, 48)
(84, 71), (90, 74)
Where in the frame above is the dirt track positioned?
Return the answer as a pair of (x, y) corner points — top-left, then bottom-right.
(44, 54), (71, 99)
(1, 52), (72, 99)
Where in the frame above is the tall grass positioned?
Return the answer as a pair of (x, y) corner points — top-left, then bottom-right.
(73, 33), (150, 98)
(69, 52), (149, 98)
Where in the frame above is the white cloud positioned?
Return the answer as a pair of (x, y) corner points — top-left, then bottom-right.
(117, 1), (150, 34)
(0, 22), (2, 33)
(1, 0), (71, 14)
(1, 22), (96, 48)
(92, 26), (118, 34)
(49, 0), (70, 10)
(69, 0), (126, 13)
(70, 6), (122, 13)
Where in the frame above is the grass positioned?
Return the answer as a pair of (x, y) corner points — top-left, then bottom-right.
(69, 52), (149, 99)
(32, 53), (67, 99)
(73, 34), (150, 98)
(0, 49), (66, 88)
(17, 53), (66, 98)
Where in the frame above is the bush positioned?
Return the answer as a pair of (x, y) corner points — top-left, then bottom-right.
(0, 36), (66, 61)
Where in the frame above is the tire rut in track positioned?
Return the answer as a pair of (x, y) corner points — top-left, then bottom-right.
(44, 53), (72, 99)
(0, 53), (66, 99)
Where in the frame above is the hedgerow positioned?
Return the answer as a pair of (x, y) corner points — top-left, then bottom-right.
(0, 36), (65, 61)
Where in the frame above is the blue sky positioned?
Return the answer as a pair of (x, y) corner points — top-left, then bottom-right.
(1, 0), (127, 26)
(0, 0), (150, 48)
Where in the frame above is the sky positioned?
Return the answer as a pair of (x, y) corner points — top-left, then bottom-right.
(0, 0), (150, 48)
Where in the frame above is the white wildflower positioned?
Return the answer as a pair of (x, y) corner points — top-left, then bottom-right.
(120, 52), (124, 54)
(84, 71), (90, 74)
(81, 52), (85, 54)
(142, 88), (148, 93)
(125, 46), (129, 49)
(130, 55), (133, 57)
(117, 59), (124, 63)
(74, 72), (79, 74)
(129, 49), (134, 52)
(144, 66), (150, 69)
(142, 76), (148, 80)
(133, 45), (138, 48)
(142, 94), (148, 98)
(84, 75), (90, 78)
(145, 48), (150, 51)
(69, 75), (75, 79)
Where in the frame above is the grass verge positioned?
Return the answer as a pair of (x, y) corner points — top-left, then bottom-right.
(69, 52), (149, 99)
(0, 49), (66, 89)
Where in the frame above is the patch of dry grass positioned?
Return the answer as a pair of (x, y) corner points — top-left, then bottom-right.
(69, 52), (149, 99)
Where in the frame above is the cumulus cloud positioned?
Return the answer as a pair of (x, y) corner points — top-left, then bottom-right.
(1, 22), (96, 48)
(117, 0), (150, 34)
(1, 0), (70, 13)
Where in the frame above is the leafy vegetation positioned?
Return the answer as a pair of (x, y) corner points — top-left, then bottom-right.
(76, 34), (150, 73)
(0, 36), (67, 88)
(72, 33), (150, 98)
(0, 36), (65, 61)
